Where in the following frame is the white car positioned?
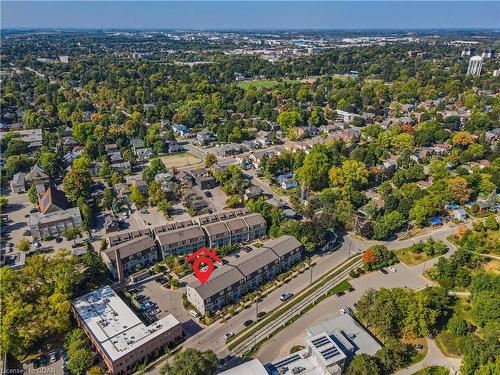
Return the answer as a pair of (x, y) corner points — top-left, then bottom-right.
(224, 332), (234, 341)
(388, 267), (396, 273)
(189, 310), (200, 318)
(339, 308), (347, 315)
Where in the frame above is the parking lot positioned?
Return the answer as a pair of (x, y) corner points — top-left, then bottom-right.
(21, 348), (66, 375)
(129, 279), (192, 323)
(2, 191), (32, 245)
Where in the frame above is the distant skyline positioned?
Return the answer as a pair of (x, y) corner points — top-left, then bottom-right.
(2, 1), (500, 30)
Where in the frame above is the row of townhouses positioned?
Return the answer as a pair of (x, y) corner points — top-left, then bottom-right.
(186, 235), (303, 315)
(101, 209), (267, 282)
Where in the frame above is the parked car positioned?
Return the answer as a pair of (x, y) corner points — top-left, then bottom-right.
(49, 352), (58, 363)
(380, 268), (388, 274)
(56, 237), (63, 243)
(280, 292), (293, 302)
(335, 291), (345, 297)
(339, 308), (347, 315)
(257, 311), (266, 318)
(243, 319), (254, 327)
(347, 287), (355, 293)
(189, 310), (200, 318)
(204, 191), (212, 197)
(224, 332), (234, 341)
(388, 267), (396, 273)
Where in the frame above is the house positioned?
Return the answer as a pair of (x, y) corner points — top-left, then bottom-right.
(135, 148), (154, 162)
(485, 128), (500, 143)
(38, 185), (69, 214)
(105, 144), (119, 155)
(244, 185), (264, 200)
(191, 168), (216, 190)
(10, 172), (26, 193)
(452, 209), (467, 222)
(171, 124), (189, 136)
(110, 162), (131, 173)
(196, 131), (216, 146)
(236, 155), (253, 170)
(249, 150), (276, 169)
(168, 143), (184, 153)
(280, 178), (297, 190)
(109, 152), (124, 164)
(130, 138), (145, 150)
(12, 129), (43, 150)
(29, 207), (82, 239)
(433, 143), (453, 155)
(156, 225), (206, 257)
(335, 110), (360, 123)
(25, 164), (50, 187)
(104, 214), (120, 233)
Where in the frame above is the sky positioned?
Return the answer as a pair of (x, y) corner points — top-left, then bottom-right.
(2, 1), (500, 30)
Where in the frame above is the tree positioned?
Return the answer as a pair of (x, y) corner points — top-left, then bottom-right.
(63, 157), (92, 202)
(63, 228), (81, 244)
(375, 339), (414, 373)
(329, 160), (368, 190)
(345, 353), (381, 375)
(0, 195), (7, 215)
(39, 151), (62, 178)
(65, 329), (95, 375)
(158, 199), (172, 217)
(6, 139), (29, 157)
(16, 239), (31, 252)
(4, 154), (31, 178)
(447, 317), (473, 337)
(294, 146), (332, 191)
(129, 185), (147, 208)
(484, 215), (499, 231)
(205, 153), (217, 168)
(447, 177), (472, 205)
(160, 348), (218, 375)
(0, 253), (80, 358)
(429, 159), (450, 180)
(452, 131), (474, 146)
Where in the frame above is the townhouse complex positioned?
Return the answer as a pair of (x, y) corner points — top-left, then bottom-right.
(186, 235), (303, 315)
(101, 209), (267, 282)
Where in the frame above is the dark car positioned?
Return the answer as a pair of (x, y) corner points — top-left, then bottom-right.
(257, 311), (266, 318)
(347, 287), (355, 293)
(204, 191), (212, 197)
(353, 302), (359, 309)
(380, 268), (388, 274)
(243, 319), (254, 327)
(335, 291), (345, 297)
(56, 237), (63, 243)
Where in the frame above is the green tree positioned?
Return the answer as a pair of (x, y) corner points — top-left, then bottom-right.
(329, 160), (368, 190)
(205, 153), (217, 168)
(160, 348), (218, 375)
(129, 185), (147, 208)
(295, 146), (331, 191)
(39, 151), (62, 178)
(4, 154), (31, 178)
(63, 157), (92, 202)
(16, 239), (31, 252)
(345, 354), (381, 375)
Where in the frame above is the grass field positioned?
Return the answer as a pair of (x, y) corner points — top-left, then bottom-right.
(158, 152), (201, 169)
(237, 79), (300, 89)
(394, 248), (436, 266)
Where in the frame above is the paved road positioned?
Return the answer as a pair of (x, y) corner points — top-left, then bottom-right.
(394, 338), (461, 375)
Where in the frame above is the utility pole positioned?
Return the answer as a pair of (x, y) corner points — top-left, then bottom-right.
(309, 264), (314, 285)
(256, 298), (259, 319)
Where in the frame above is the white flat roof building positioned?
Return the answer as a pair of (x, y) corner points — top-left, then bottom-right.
(72, 286), (182, 374)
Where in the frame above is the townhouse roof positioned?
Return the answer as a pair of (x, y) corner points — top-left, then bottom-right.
(156, 226), (205, 247)
(231, 248), (278, 277)
(203, 221), (230, 237)
(192, 266), (245, 300)
(224, 217), (248, 232)
(104, 236), (156, 261)
(107, 228), (153, 246)
(262, 235), (302, 257)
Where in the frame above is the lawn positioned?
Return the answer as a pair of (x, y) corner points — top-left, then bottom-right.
(237, 79), (299, 89)
(394, 248), (435, 266)
(412, 366), (449, 375)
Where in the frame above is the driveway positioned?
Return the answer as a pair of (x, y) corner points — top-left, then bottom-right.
(394, 338), (461, 375)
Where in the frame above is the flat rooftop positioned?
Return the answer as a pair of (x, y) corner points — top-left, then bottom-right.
(72, 286), (180, 362)
(306, 314), (382, 357)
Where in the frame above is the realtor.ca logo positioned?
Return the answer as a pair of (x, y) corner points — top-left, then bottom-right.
(186, 248), (220, 284)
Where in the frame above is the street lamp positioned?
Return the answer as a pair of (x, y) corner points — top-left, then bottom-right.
(309, 263), (315, 285)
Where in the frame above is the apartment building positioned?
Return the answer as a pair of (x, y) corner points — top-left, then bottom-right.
(101, 236), (159, 282)
(72, 286), (182, 375)
(186, 235), (303, 315)
(29, 207), (82, 239)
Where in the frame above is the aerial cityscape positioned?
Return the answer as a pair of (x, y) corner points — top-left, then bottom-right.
(0, 2), (499, 375)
